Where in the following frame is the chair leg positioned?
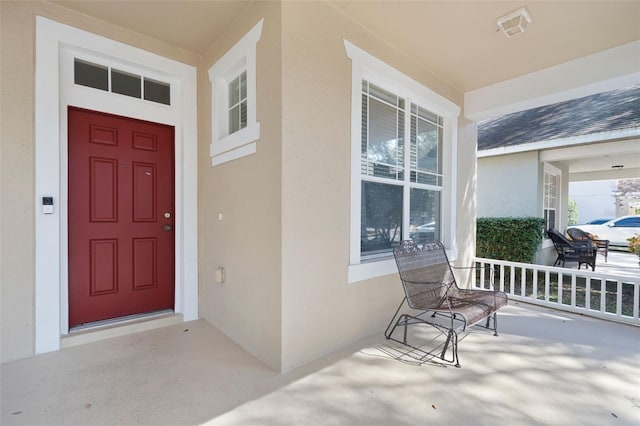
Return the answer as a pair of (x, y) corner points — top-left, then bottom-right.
(493, 312), (499, 336)
(452, 331), (460, 368)
(441, 329), (461, 368)
(441, 329), (453, 360)
(385, 297), (407, 340)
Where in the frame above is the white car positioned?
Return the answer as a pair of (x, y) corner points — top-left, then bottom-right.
(567, 215), (640, 247)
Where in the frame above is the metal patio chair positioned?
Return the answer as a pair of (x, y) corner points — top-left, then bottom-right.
(567, 227), (609, 262)
(547, 228), (597, 271)
(385, 240), (508, 368)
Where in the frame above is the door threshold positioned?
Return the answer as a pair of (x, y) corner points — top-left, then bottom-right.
(62, 310), (183, 349)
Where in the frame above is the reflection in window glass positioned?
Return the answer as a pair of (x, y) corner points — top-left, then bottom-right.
(111, 69), (142, 99)
(409, 188), (441, 245)
(228, 71), (247, 134)
(411, 104), (442, 185)
(74, 59), (108, 91)
(361, 181), (403, 256)
(361, 82), (404, 181)
(144, 78), (171, 105)
(228, 105), (240, 134)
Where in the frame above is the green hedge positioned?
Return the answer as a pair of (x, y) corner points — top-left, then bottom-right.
(476, 217), (545, 263)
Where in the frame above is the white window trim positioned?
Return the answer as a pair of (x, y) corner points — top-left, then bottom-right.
(208, 19), (263, 166)
(35, 17), (199, 354)
(344, 40), (461, 283)
(543, 162), (562, 233)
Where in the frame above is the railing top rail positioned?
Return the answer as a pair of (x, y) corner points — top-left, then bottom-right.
(474, 257), (640, 284)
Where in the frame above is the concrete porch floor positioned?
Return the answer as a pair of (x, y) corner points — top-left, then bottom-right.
(2, 303), (639, 426)
(577, 249), (639, 278)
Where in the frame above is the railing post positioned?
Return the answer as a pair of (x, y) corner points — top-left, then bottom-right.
(616, 281), (623, 317)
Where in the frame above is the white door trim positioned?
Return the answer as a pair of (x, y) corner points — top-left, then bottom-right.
(35, 17), (198, 353)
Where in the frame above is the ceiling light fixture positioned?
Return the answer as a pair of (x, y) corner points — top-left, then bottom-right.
(497, 7), (532, 38)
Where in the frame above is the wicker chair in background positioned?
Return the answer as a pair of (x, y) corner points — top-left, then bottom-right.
(547, 228), (597, 271)
(386, 240), (508, 368)
(567, 227), (609, 262)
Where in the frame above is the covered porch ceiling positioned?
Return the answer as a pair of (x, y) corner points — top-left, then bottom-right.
(51, 1), (640, 93)
(541, 138), (640, 182)
(50, 0), (639, 180)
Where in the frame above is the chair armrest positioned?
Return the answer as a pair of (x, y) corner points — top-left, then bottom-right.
(569, 240), (593, 248)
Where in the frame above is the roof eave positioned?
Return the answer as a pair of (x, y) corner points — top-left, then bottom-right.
(477, 127), (640, 158)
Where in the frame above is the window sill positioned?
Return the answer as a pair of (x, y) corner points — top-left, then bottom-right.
(210, 122), (260, 158)
(211, 142), (256, 166)
(348, 257), (397, 283)
(348, 246), (458, 284)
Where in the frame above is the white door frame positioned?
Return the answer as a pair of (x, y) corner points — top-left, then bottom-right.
(35, 17), (198, 354)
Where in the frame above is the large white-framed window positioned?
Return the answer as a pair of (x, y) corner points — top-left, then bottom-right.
(344, 40), (461, 283)
(208, 19), (263, 166)
(543, 164), (561, 231)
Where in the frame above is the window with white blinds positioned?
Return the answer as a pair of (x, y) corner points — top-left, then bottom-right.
(345, 40), (460, 282)
(360, 80), (444, 257)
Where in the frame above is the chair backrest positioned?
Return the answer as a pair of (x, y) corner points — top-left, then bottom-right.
(547, 228), (573, 253)
(548, 228), (592, 249)
(393, 240), (455, 310)
(567, 227), (591, 241)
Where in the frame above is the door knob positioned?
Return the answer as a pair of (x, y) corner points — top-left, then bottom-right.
(163, 224), (173, 232)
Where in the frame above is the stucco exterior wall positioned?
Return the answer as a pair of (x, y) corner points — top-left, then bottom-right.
(477, 151), (541, 218)
(2, 0), (476, 372)
(0, 1), (199, 363)
(198, 1), (283, 370)
(279, 1), (468, 372)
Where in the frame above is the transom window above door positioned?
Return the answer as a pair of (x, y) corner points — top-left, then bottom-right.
(74, 58), (171, 106)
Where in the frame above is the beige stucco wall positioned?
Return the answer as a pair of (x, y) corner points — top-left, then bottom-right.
(2, 0), (478, 372)
(198, 1), (283, 370)
(477, 151), (541, 219)
(279, 1), (470, 372)
(0, 0), (199, 363)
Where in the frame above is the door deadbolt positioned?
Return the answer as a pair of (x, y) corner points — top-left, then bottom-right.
(164, 212), (171, 219)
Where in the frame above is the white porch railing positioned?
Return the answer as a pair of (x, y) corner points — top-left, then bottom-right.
(472, 257), (640, 326)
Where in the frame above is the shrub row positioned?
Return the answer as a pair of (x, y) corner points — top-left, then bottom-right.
(476, 217), (545, 263)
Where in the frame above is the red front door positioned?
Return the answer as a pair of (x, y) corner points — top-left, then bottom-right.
(68, 107), (175, 327)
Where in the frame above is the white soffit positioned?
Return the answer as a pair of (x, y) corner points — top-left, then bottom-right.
(539, 138), (640, 163)
(464, 41), (640, 122)
(477, 128), (640, 158)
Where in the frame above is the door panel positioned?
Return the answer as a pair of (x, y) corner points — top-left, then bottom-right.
(68, 107), (175, 327)
(90, 157), (118, 222)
